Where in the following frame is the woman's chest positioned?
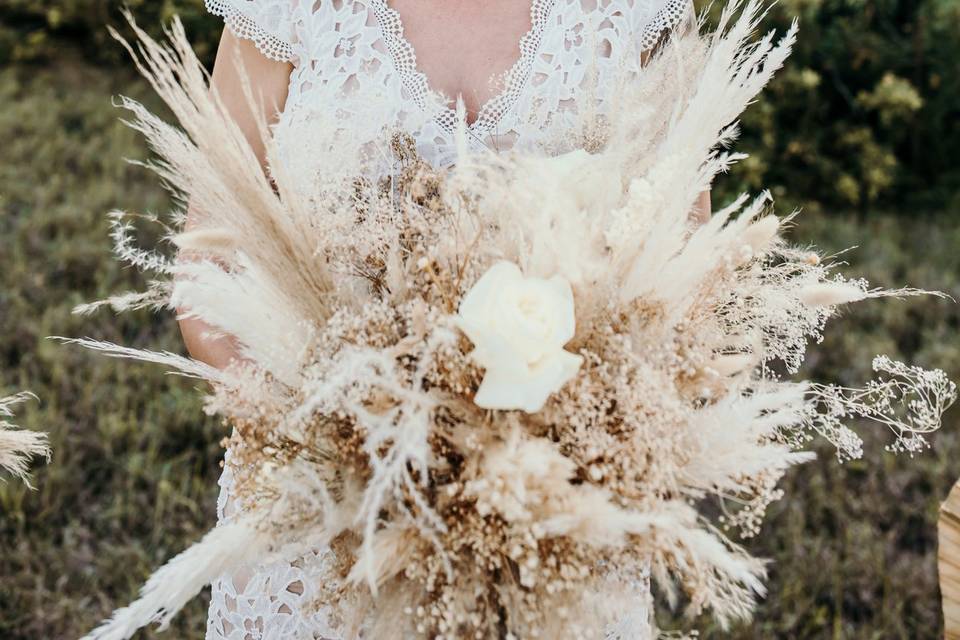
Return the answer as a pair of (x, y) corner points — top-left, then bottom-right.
(386, 0), (537, 124)
(277, 0), (663, 168)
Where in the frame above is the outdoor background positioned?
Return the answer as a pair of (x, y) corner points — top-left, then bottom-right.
(1, 0), (958, 638)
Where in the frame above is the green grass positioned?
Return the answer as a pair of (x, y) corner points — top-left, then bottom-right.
(0, 57), (220, 638)
(1, 57), (958, 639)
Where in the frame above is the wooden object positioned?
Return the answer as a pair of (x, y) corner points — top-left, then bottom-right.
(940, 480), (960, 639)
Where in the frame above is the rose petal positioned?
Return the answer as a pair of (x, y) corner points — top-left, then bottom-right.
(458, 261), (521, 320)
(474, 350), (583, 413)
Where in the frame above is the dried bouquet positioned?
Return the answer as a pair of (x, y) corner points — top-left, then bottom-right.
(73, 2), (955, 638)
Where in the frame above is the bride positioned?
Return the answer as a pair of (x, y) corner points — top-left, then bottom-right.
(186, 1), (708, 637)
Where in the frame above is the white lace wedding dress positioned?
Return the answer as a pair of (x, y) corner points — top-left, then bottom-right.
(202, 1), (692, 638)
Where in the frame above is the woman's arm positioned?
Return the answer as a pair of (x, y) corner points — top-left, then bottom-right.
(693, 189), (712, 225)
(177, 31), (293, 370)
(641, 4), (712, 226)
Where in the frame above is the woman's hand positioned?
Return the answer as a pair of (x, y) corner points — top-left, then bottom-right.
(177, 30), (292, 370)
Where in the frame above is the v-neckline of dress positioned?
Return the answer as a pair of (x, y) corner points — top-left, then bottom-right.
(368, 0), (557, 137)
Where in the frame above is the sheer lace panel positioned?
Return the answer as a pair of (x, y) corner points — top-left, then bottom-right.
(205, 0), (298, 61)
(206, 462), (347, 640)
(211, 0), (692, 167)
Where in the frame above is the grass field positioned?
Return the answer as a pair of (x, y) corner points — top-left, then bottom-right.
(1, 54), (958, 639)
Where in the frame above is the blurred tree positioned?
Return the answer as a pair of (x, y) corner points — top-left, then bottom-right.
(715, 0), (960, 214)
(0, 0), (219, 65)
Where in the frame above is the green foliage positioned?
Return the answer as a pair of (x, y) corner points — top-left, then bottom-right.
(710, 0), (960, 213)
(0, 0), (220, 65)
(0, 61), (220, 638)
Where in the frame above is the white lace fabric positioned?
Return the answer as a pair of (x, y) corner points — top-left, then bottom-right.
(202, 0), (690, 637)
(206, 463), (345, 640)
(206, 0), (297, 61)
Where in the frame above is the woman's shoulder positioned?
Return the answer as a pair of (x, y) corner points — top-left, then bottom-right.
(605, 0), (694, 49)
(205, 0), (300, 62)
(636, 0), (696, 49)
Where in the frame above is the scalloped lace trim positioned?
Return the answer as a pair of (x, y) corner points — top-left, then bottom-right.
(205, 0), (295, 62)
(638, 0), (694, 54)
(368, 0), (557, 137)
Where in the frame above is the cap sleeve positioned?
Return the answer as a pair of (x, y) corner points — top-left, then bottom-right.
(636, 0), (696, 53)
(205, 0), (297, 62)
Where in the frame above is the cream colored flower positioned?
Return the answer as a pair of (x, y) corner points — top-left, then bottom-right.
(456, 261), (583, 413)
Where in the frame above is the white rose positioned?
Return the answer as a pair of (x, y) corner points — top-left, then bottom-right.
(456, 261), (583, 413)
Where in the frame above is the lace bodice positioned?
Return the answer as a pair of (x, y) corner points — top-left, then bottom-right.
(207, 0), (691, 168)
(203, 1), (690, 637)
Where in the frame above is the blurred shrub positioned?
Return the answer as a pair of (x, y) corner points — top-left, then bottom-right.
(711, 0), (960, 214)
(0, 0), (220, 65)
